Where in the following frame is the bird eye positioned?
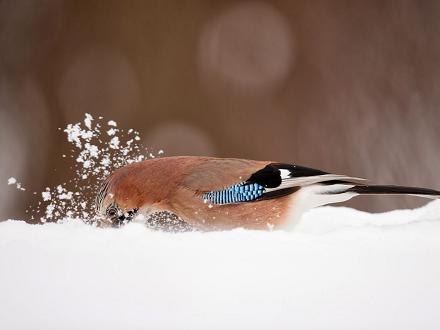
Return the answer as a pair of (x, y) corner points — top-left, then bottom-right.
(107, 207), (117, 217)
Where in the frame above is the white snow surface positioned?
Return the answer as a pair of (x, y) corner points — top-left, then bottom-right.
(1, 202), (440, 330)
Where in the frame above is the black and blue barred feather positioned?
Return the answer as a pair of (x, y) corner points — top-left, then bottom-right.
(201, 163), (363, 206)
(203, 182), (266, 204)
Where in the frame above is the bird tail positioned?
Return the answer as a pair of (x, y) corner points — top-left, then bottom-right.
(280, 182), (440, 229)
(344, 184), (440, 199)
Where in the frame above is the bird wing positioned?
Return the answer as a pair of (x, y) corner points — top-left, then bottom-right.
(181, 158), (268, 190)
(183, 159), (366, 205)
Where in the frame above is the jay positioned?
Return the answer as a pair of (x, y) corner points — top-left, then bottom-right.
(95, 156), (440, 230)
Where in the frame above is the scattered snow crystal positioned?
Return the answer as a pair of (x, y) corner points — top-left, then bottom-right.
(109, 136), (120, 149)
(7, 177), (25, 191)
(28, 114), (163, 223)
(42, 189), (51, 201)
(84, 113), (93, 129)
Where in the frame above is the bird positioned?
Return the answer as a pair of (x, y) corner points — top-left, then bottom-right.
(95, 156), (440, 231)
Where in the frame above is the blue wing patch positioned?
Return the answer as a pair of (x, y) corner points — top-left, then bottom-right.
(203, 182), (266, 205)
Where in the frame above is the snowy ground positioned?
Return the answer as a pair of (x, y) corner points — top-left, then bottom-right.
(1, 202), (440, 330)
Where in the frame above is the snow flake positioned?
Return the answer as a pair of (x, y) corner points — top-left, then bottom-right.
(42, 190), (52, 201)
(7, 177), (17, 185)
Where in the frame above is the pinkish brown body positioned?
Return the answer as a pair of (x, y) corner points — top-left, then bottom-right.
(96, 156), (440, 231)
(99, 157), (292, 230)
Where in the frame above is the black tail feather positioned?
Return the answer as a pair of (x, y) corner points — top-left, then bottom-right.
(346, 185), (440, 199)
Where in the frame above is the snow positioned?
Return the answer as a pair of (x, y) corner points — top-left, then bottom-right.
(109, 136), (120, 149)
(84, 113), (93, 130)
(7, 177), (26, 191)
(31, 115), (150, 223)
(41, 190), (51, 201)
(107, 128), (116, 136)
(1, 201), (440, 330)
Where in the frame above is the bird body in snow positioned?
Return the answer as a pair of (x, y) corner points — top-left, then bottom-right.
(95, 156), (440, 230)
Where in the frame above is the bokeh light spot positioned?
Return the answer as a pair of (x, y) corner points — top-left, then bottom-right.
(144, 122), (216, 156)
(199, 1), (294, 92)
(59, 47), (141, 123)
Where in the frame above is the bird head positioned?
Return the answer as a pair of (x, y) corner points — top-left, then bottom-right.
(95, 178), (140, 227)
(94, 159), (180, 227)
(94, 164), (148, 227)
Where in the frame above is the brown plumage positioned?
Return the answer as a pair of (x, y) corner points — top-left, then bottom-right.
(95, 156), (440, 231)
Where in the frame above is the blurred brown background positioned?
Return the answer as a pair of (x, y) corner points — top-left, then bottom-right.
(1, 0), (440, 221)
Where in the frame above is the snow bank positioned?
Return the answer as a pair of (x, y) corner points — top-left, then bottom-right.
(1, 201), (440, 330)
